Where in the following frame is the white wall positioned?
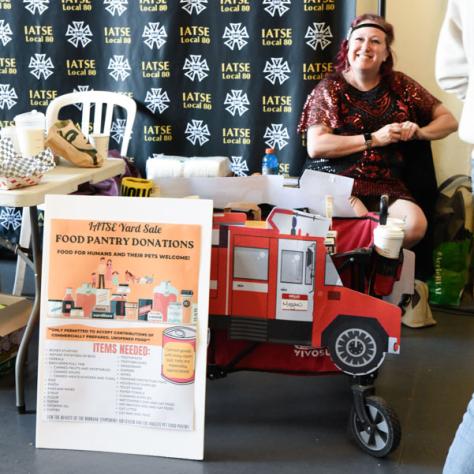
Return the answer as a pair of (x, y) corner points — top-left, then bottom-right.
(356, 0), (471, 183)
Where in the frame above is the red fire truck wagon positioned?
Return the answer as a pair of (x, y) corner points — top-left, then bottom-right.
(207, 206), (403, 457)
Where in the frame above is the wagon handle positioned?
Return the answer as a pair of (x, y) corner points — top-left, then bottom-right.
(379, 195), (389, 225)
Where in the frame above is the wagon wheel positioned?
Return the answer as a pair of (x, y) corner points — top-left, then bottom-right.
(327, 320), (385, 375)
(349, 395), (401, 457)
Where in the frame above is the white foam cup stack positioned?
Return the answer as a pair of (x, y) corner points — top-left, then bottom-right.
(14, 110), (46, 158)
(373, 224), (404, 259)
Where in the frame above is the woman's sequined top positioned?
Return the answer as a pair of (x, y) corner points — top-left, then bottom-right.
(297, 71), (441, 201)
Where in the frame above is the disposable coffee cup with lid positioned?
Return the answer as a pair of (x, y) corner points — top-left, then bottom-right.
(14, 110), (46, 158)
(373, 224), (404, 259)
(386, 217), (406, 231)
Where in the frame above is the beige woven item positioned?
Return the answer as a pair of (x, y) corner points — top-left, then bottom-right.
(402, 280), (437, 328)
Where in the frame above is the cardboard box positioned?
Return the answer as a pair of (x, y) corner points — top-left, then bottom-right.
(0, 294), (32, 374)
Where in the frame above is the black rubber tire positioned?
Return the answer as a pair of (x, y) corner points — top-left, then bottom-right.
(327, 319), (386, 375)
(349, 395), (401, 458)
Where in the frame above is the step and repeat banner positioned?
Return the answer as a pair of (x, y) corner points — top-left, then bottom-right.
(0, 0), (355, 244)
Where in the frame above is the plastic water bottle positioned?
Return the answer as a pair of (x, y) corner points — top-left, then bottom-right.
(261, 148), (279, 175)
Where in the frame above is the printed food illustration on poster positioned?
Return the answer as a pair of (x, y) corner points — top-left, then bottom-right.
(47, 219), (200, 324)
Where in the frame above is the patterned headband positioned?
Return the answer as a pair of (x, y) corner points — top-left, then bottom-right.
(346, 22), (387, 40)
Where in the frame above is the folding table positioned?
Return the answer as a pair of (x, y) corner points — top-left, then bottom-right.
(0, 158), (125, 412)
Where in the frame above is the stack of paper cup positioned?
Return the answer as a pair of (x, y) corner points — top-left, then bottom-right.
(374, 223), (404, 259)
(14, 110), (46, 158)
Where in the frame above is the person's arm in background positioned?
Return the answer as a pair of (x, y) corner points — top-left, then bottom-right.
(435, 0), (468, 101)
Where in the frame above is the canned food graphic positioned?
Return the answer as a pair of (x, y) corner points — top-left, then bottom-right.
(161, 326), (196, 384)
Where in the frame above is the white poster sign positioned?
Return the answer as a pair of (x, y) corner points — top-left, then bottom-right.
(36, 195), (213, 460)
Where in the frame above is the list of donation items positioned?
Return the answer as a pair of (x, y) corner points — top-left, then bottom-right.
(42, 325), (196, 431)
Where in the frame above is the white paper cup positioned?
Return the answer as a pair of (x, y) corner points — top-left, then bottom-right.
(386, 217), (406, 230)
(14, 110), (46, 158)
(374, 224), (404, 259)
(90, 133), (109, 158)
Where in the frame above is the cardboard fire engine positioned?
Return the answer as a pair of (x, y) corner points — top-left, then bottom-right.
(209, 207), (401, 376)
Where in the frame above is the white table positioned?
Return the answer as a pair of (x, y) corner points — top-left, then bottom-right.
(0, 158), (125, 412)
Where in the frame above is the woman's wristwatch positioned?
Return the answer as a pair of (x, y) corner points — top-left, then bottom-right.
(363, 132), (373, 150)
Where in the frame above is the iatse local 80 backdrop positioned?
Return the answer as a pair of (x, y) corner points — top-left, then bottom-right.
(0, 0), (354, 179)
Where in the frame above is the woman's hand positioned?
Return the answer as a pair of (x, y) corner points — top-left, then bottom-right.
(372, 123), (403, 147)
(374, 121), (421, 143)
(400, 121), (420, 141)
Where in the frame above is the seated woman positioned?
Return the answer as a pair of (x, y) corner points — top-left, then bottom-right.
(298, 13), (458, 249)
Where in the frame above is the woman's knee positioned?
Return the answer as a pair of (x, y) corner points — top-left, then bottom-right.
(404, 217), (427, 247)
(389, 200), (427, 248)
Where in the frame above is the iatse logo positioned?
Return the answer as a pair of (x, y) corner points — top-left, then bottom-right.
(222, 128), (250, 145)
(303, 0), (335, 11)
(104, 26), (131, 44)
(0, 57), (16, 75)
(29, 89), (58, 107)
(140, 0), (167, 12)
(143, 124), (173, 142)
(262, 96), (292, 113)
(182, 91), (212, 111)
(66, 59), (96, 77)
(261, 28), (292, 47)
(179, 25), (210, 45)
(0, 0), (11, 10)
(221, 62), (250, 80)
(220, 0), (250, 12)
(303, 62), (333, 80)
(141, 61), (170, 78)
(24, 25), (54, 43)
(61, 0), (92, 11)
(280, 163), (290, 175)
